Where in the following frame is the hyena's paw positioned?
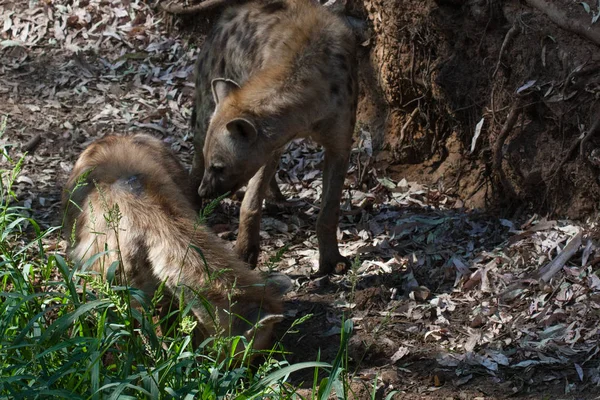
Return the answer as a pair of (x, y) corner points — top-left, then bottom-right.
(317, 254), (351, 276)
(237, 242), (260, 269)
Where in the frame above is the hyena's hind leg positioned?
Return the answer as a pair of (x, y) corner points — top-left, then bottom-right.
(267, 173), (286, 203)
(266, 153), (287, 204)
(316, 126), (353, 276)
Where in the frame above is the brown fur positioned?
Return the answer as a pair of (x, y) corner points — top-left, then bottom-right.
(63, 134), (283, 351)
(190, 0), (358, 274)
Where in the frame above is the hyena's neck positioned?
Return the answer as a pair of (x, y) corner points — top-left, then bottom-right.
(234, 68), (326, 148)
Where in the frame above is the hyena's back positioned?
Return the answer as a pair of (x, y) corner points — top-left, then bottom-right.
(63, 134), (195, 225)
(62, 134), (197, 291)
(63, 134), (283, 347)
(193, 0), (357, 136)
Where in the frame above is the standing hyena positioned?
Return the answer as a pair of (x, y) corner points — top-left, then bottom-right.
(190, 0), (358, 275)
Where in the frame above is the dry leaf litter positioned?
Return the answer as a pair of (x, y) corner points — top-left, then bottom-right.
(1, 0), (600, 395)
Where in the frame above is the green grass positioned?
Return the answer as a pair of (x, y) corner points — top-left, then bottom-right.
(0, 116), (358, 399)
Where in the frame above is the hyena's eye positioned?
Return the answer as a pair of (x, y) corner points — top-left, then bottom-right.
(210, 164), (225, 174)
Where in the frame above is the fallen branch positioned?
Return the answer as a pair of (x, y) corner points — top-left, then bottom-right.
(160, 0), (240, 15)
(536, 231), (583, 282)
(525, 0), (600, 47)
(499, 230), (583, 301)
(492, 102), (522, 199)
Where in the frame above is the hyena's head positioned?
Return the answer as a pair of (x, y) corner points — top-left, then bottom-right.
(198, 78), (265, 199)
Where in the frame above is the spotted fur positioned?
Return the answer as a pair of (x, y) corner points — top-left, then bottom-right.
(190, 0), (358, 274)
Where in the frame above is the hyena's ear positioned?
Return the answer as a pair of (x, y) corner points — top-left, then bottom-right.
(211, 78), (240, 105)
(226, 118), (258, 143)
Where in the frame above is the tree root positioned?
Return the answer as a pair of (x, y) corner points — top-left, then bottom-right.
(551, 115), (600, 177)
(159, 0), (360, 17)
(399, 108), (419, 144)
(160, 0), (241, 15)
(580, 116), (600, 156)
(524, 0), (600, 47)
(492, 102), (522, 199)
(492, 22), (519, 78)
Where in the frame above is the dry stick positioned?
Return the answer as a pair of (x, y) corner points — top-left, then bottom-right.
(499, 230), (583, 301)
(160, 0), (240, 15)
(492, 102), (521, 199)
(22, 134), (42, 154)
(524, 0), (600, 47)
(536, 231), (583, 282)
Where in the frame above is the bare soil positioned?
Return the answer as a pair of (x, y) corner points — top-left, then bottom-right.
(354, 0), (600, 218)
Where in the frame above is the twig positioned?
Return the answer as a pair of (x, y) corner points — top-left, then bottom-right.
(22, 134), (42, 154)
(492, 102), (522, 199)
(525, 0), (600, 47)
(536, 231), (583, 282)
(492, 23), (519, 78)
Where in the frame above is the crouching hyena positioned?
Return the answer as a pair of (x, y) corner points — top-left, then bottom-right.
(63, 134), (283, 352)
(190, 0), (358, 275)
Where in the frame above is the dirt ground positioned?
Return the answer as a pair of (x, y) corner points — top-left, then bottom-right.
(1, 0), (600, 398)
(353, 0), (600, 218)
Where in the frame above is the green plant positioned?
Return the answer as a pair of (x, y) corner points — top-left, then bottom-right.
(0, 117), (354, 398)
(264, 244), (290, 274)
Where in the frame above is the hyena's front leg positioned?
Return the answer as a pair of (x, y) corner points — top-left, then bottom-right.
(317, 146), (351, 275)
(242, 154), (285, 204)
(236, 154), (280, 268)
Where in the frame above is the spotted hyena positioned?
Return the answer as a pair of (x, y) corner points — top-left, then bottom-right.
(63, 134), (283, 352)
(190, 0), (358, 275)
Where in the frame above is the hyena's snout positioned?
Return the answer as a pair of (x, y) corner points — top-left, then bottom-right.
(197, 173), (228, 199)
(198, 169), (246, 199)
(197, 177), (216, 199)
